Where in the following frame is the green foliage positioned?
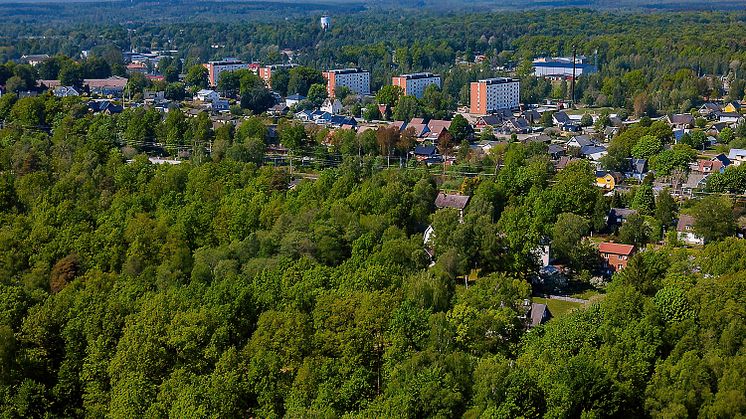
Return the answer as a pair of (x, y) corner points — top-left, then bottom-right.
(631, 135), (663, 159)
(690, 196), (736, 242)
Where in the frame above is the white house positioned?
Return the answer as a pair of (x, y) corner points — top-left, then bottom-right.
(677, 215), (705, 245)
(321, 98), (343, 114)
(727, 148), (746, 166)
(194, 89), (220, 103)
(285, 93), (305, 107)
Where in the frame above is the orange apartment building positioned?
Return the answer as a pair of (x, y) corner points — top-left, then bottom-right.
(469, 77), (520, 115)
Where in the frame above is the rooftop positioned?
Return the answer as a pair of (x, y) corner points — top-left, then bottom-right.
(477, 77), (519, 85)
(435, 192), (470, 210)
(325, 68), (368, 74)
(397, 72), (440, 80)
(598, 242), (635, 256)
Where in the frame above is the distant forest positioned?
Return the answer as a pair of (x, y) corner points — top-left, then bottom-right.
(1, 0), (746, 24)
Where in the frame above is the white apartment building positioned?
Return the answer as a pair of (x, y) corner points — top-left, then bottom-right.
(323, 68), (370, 97)
(204, 59), (251, 86)
(392, 73), (441, 99)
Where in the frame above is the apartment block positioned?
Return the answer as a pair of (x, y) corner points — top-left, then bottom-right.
(323, 68), (370, 97)
(470, 77), (520, 115)
(258, 63), (298, 87)
(392, 72), (441, 99)
(203, 59), (251, 87)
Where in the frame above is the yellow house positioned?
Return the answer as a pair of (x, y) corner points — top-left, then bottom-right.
(723, 101), (742, 113)
(596, 171), (619, 190)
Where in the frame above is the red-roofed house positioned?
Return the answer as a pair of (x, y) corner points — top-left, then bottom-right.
(599, 242), (635, 274)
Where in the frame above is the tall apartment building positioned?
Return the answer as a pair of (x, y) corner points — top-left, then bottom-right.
(203, 59), (251, 87)
(392, 72), (441, 99)
(469, 77), (520, 115)
(323, 68), (370, 97)
(258, 63), (298, 87)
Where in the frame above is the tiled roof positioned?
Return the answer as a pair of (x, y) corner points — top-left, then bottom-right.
(598, 242), (635, 256)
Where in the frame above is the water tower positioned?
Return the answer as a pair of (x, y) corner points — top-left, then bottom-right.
(321, 15), (331, 30)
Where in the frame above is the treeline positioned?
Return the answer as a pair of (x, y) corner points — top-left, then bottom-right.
(0, 87), (744, 417)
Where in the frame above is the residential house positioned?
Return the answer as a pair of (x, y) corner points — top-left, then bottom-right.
(523, 109), (542, 125)
(434, 192), (470, 219)
(285, 94), (305, 107)
(698, 103), (722, 118)
(547, 143), (565, 160)
(566, 135), (595, 150)
(722, 101), (742, 114)
(607, 208), (638, 231)
(20, 54), (50, 66)
(624, 158), (648, 180)
(87, 100), (123, 115)
(581, 145), (608, 161)
(697, 159), (725, 174)
(712, 153), (732, 167)
(599, 242), (636, 275)
(716, 111), (743, 124)
(475, 114), (504, 129)
(144, 90), (165, 102)
(426, 119), (452, 142)
(709, 121), (728, 135)
(195, 89), (220, 103)
(677, 214), (705, 245)
(211, 99), (230, 112)
(413, 144), (439, 162)
(553, 111), (571, 127)
(502, 117), (530, 134)
(666, 114), (695, 129)
(604, 126), (620, 139)
(727, 148), (746, 166)
(268, 103), (289, 116)
(681, 172), (708, 197)
(555, 156), (580, 170)
(321, 98), (343, 114)
(388, 120), (408, 132)
(53, 86), (80, 97)
(596, 171), (621, 190)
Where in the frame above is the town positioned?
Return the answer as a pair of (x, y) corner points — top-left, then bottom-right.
(0, 5), (744, 418)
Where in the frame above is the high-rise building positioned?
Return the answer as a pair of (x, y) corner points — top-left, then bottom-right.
(323, 68), (370, 97)
(392, 73), (441, 99)
(469, 78), (520, 115)
(203, 59), (251, 87)
(258, 64), (298, 87)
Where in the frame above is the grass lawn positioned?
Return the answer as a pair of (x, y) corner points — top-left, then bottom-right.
(533, 297), (585, 317)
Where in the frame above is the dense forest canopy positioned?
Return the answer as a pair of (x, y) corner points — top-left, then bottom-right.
(0, 79), (744, 417)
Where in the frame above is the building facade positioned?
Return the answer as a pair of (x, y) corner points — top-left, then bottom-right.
(599, 242), (635, 274)
(323, 68), (370, 97)
(469, 78), (520, 115)
(258, 64), (298, 87)
(532, 56), (598, 79)
(203, 59), (251, 87)
(392, 73), (441, 99)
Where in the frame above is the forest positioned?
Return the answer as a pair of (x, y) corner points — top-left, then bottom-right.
(0, 84), (744, 417)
